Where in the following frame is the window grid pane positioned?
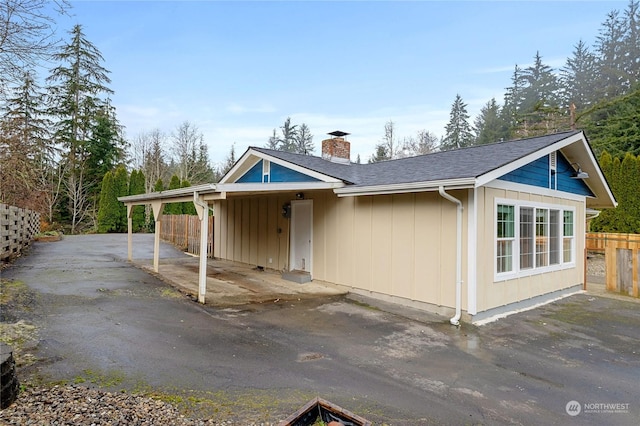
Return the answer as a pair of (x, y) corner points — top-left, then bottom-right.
(549, 210), (560, 265)
(520, 207), (534, 270)
(536, 208), (549, 267)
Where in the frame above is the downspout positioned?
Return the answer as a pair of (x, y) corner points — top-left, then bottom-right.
(439, 186), (463, 326)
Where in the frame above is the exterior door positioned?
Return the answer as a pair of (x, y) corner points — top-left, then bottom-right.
(290, 200), (312, 275)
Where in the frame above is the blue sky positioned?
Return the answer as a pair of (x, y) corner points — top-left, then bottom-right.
(57, 1), (628, 165)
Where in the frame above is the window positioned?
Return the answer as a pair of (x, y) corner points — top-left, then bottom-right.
(496, 201), (575, 278)
(563, 211), (574, 263)
(496, 205), (515, 273)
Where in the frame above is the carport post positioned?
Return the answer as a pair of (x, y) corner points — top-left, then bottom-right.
(151, 201), (164, 273)
(194, 194), (209, 304)
(127, 204), (133, 261)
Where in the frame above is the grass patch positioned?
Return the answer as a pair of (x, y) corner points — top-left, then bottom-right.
(160, 288), (183, 299)
(77, 369), (126, 388)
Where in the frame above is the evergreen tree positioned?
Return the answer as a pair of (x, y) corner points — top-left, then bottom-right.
(517, 52), (563, 136)
(594, 10), (626, 98)
(0, 71), (54, 211)
(46, 24), (116, 234)
(113, 165), (129, 232)
(266, 128), (279, 150)
(164, 175), (183, 215)
(277, 117), (298, 152)
(128, 169), (146, 231)
(97, 171), (118, 233)
(560, 40), (598, 111)
(368, 144), (390, 163)
(441, 94), (473, 150)
(582, 86), (640, 157)
(591, 151), (640, 233)
(295, 123), (314, 154)
(181, 179), (197, 215)
(501, 65), (526, 136)
(474, 98), (506, 145)
(622, 1), (640, 84)
(154, 178), (164, 192)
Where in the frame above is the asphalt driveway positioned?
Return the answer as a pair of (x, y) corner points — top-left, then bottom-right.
(2, 234), (639, 425)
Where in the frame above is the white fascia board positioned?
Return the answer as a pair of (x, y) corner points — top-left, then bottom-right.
(475, 131), (586, 188)
(334, 178), (475, 197)
(217, 182), (345, 193)
(484, 180), (587, 203)
(257, 151), (344, 183)
(118, 183), (217, 204)
(218, 150), (260, 184)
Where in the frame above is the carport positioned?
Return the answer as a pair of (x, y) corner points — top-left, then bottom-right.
(119, 183), (222, 303)
(118, 179), (343, 304)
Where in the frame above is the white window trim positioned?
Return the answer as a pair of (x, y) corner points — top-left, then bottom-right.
(494, 198), (576, 282)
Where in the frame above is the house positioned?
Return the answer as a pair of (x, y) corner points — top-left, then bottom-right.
(119, 130), (616, 324)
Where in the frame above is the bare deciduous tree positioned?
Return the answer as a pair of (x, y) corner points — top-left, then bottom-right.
(0, 0), (69, 94)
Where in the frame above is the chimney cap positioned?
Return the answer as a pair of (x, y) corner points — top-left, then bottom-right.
(328, 130), (350, 138)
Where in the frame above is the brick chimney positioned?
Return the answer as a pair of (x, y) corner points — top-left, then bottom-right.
(321, 130), (351, 164)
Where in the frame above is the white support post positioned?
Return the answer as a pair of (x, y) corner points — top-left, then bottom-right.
(151, 201), (164, 273)
(194, 195), (209, 304)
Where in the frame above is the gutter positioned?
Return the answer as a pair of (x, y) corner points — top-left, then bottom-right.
(439, 186), (463, 326)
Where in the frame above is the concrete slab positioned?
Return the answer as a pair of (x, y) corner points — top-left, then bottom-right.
(132, 256), (344, 306)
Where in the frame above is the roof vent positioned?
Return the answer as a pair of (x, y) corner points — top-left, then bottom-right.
(322, 131), (351, 164)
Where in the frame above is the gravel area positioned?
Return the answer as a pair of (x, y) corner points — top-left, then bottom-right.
(0, 385), (277, 425)
(586, 252), (605, 277)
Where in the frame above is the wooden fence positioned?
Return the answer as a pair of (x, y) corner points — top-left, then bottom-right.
(160, 214), (214, 257)
(1, 204), (41, 262)
(586, 232), (640, 297)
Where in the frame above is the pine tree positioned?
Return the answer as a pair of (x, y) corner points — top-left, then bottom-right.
(368, 144), (390, 163)
(295, 123), (314, 154)
(622, 1), (640, 85)
(277, 117), (298, 152)
(595, 10), (626, 98)
(0, 71), (54, 211)
(474, 98), (507, 145)
(560, 40), (598, 111)
(517, 52), (563, 136)
(46, 24), (116, 234)
(441, 94), (473, 151)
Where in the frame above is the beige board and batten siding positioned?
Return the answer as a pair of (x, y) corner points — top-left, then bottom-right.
(312, 190), (467, 313)
(213, 194), (293, 271)
(212, 190), (468, 313)
(474, 186), (585, 314)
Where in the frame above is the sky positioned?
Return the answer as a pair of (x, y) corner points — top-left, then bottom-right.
(54, 0), (629, 166)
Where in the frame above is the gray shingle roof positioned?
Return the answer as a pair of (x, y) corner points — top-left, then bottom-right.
(251, 130), (581, 187)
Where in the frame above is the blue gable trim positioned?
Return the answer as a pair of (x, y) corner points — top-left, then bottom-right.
(498, 152), (593, 197)
(236, 161), (263, 183)
(270, 162), (319, 182)
(235, 159), (321, 183)
(555, 153), (593, 196)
